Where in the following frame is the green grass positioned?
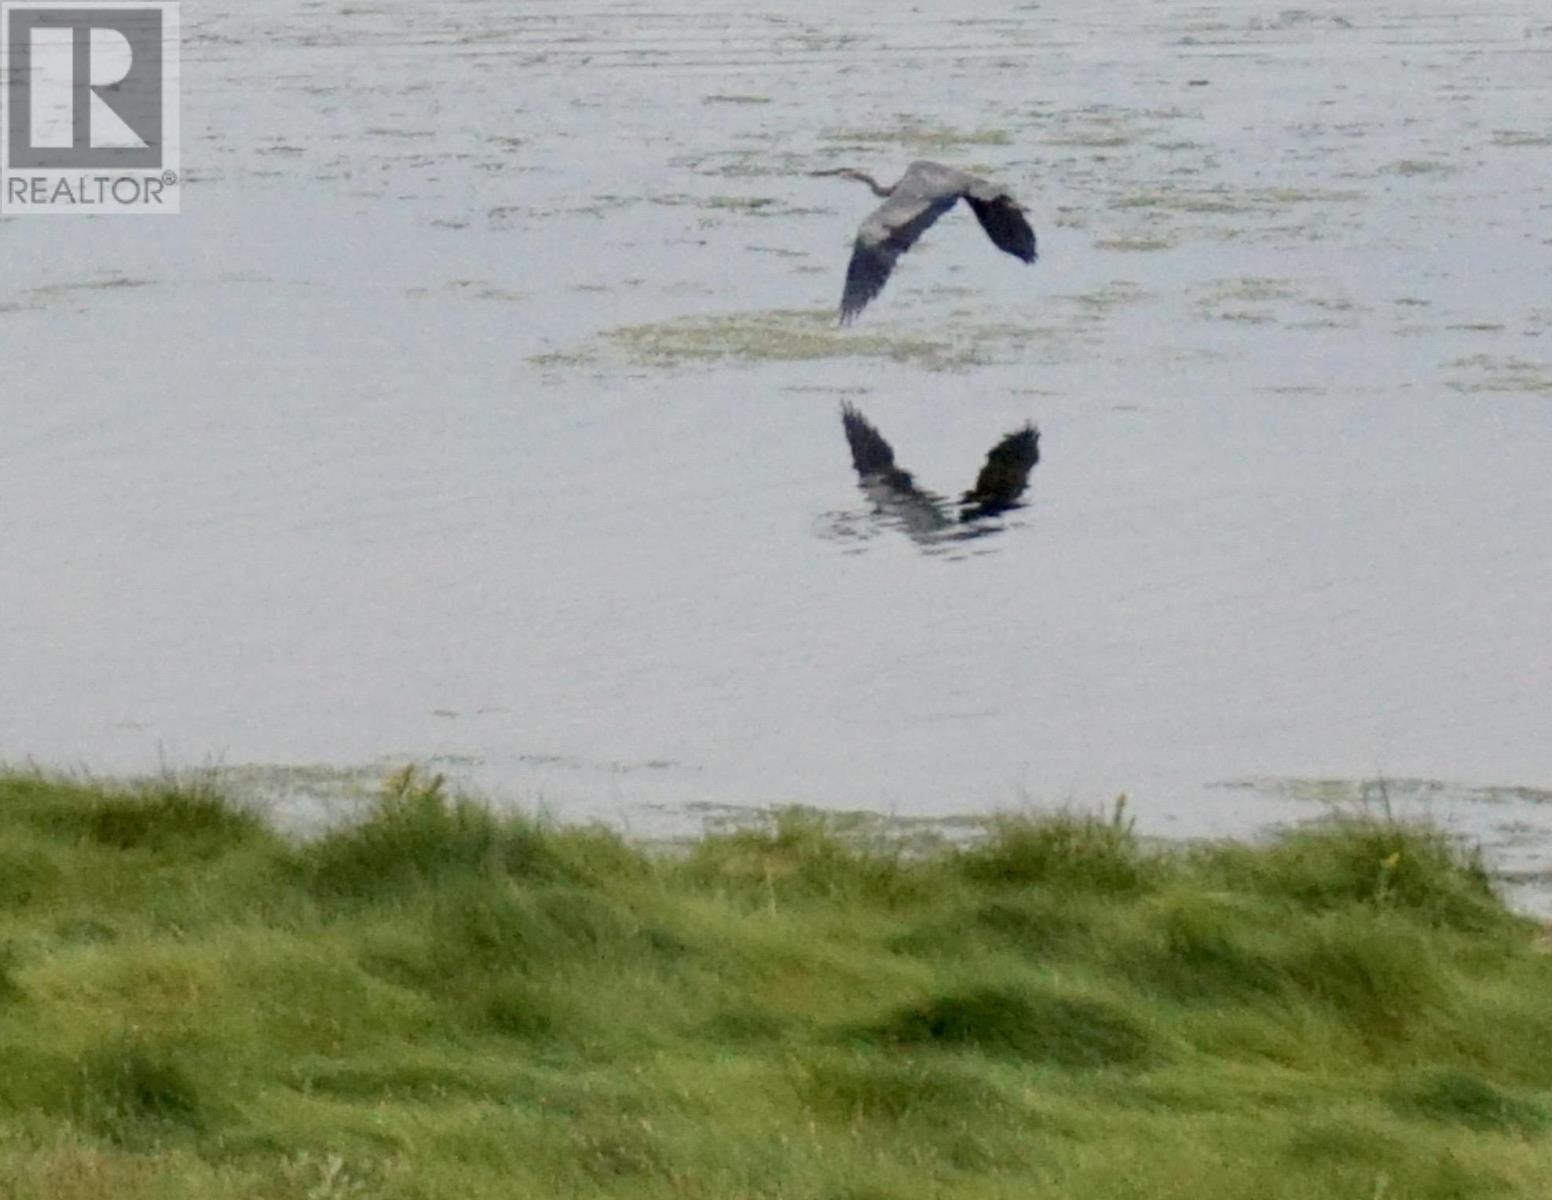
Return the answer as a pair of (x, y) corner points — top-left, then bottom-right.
(3, 766), (1552, 1198)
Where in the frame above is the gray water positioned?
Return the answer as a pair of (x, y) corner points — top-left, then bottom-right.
(3, 1), (1551, 902)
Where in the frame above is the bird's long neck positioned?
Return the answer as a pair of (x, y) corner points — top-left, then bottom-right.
(844, 168), (893, 196)
(850, 170), (893, 198)
(816, 168), (893, 197)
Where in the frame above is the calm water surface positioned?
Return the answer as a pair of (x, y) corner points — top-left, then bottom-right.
(3, 1), (1551, 902)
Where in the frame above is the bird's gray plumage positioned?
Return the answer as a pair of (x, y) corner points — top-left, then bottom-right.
(814, 161), (1038, 323)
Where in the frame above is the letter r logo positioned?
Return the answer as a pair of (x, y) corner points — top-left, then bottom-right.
(4, 4), (165, 169)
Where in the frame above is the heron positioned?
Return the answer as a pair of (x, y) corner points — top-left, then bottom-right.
(813, 160), (1038, 324)
(840, 403), (1039, 537)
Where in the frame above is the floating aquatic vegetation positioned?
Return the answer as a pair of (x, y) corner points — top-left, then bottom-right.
(1446, 354), (1552, 395)
(822, 121), (1013, 154)
(528, 308), (1076, 374)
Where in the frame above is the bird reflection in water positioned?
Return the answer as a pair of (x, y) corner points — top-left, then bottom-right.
(823, 403), (1039, 554)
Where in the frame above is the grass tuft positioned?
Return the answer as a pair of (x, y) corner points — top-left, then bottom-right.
(1280, 913), (1448, 1040)
(0, 942), (23, 1005)
(1124, 894), (1285, 1002)
(1393, 1068), (1549, 1134)
(1199, 816), (1503, 930)
(72, 1033), (208, 1145)
(959, 798), (1154, 893)
(426, 878), (639, 977)
(305, 768), (563, 899)
(0, 847), (64, 911)
(1, 771), (263, 857)
(685, 807), (925, 907)
(864, 984), (1155, 1068)
(797, 1052), (1005, 1124)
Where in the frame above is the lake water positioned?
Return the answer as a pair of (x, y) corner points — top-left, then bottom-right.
(3, 1), (1551, 903)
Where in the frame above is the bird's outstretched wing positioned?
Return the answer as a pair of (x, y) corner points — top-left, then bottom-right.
(961, 424), (1039, 518)
(839, 192), (958, 324)
(964, 195), (1038, 263)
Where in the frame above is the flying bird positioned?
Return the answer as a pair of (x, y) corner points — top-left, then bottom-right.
(840, 403), (1039, 538)
(813, 160), (1038, 323)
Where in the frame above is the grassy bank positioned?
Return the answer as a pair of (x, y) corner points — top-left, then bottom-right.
(2, 769), (1551, 1198)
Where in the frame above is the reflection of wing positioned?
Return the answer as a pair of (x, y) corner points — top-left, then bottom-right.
(839, 403), (952, 540)
(961, 425), (1039, 519)
(964, 194), (1037, 263)
(836, 404), (1038, 548)
(841, 402), (899, 477)
(839, 192), (958, 324)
